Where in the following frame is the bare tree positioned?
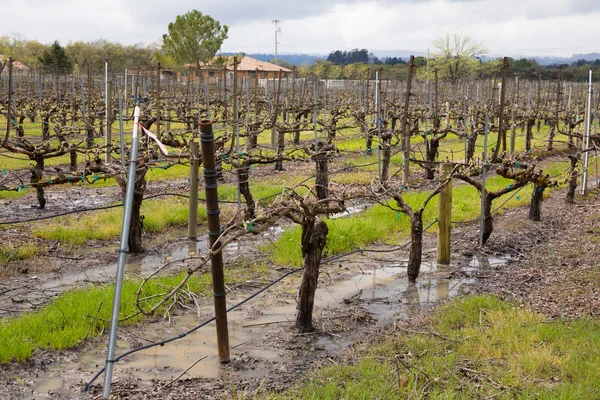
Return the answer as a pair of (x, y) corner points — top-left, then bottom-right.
(431, 32), (488, 83)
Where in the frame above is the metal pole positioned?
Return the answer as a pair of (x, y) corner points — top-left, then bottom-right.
(102, 103), (142, 399)
(582, 67), (593, 195)
(376, 70), (381, 179)
(595, 92), (599, 188)
(199, 120), (230, 363)
(105, 80), (112, 163)
(463, 87), (468, 158)
(480, 116), (489, 247)
(124, 68), (127, 117)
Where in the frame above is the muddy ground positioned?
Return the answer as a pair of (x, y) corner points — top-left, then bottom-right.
(1, 166), (599, 399)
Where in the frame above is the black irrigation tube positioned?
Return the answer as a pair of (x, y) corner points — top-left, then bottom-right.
(0, 193), (190, 226)
(0, 192), (248, 226)
(82, 218), (437, 391)
(2, 157), (382, 225)
(81, 266), (302, 392)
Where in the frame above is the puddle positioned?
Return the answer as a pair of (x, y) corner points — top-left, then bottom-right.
(24, 252), (502, 395)
(0, 235), (253, 316)
(329, 205), (366, 219)
(65, 263), (472, 387)
(263, 225), (284, 237)
(35, 376), (63, 394)
(467, 254), (510, 272)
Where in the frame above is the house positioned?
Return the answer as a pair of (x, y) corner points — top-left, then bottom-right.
(0, 55), (30, 73)
(178, 55), (292, 83)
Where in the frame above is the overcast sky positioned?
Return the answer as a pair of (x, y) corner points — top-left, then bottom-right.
(2, 0), (600, 57)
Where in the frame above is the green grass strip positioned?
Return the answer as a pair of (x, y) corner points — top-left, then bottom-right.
(0, 272), (217, 363)
(271, 295), (600, 399)
(31, 198), (207, 246)
(269, 162), (569, 266)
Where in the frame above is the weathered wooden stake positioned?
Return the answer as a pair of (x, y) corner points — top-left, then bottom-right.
(401, 56), (415, 185)
(105, 79), (112, 163)
(199, 120), (230, 363)
(437, 163), (453, 265)
(510, 106), (516, 156)
(188, 141), (200, 239)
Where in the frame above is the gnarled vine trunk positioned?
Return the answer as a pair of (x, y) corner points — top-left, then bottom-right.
(525, 118), (534, 152)
(566, 155), (578, 204)
(547, 121), (556, 151)
(425, 137), (440, 180)
(127, 168), (147, 253)
(529, 184), (544, 221)
(296, 218), (329, 333)
(407, 210), (423, 283)
(238, 162), (255, 219)
(482, 193), (494, 245)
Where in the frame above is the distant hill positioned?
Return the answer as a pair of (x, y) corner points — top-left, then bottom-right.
(371, 50), (428, 59)
(222, 53), (324, 65)
(527, 53), (600, 66)
(224, 51), (600, 67)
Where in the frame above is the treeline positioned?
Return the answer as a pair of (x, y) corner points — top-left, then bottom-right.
(297, 51), (600, 82)
(0, 35), (156, 74)
(326, 49), (405, 66)
(3, 35), (600, 82)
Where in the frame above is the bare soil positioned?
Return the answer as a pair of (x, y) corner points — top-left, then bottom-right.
(1, 162), (599, 399)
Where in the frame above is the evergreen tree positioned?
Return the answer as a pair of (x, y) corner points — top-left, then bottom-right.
(39, 40), (72, 73)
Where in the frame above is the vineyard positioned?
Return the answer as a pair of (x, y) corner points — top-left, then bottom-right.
(1, 56), (599, 399)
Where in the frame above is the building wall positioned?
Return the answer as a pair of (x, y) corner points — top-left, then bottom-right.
(176, 69), (289, 83)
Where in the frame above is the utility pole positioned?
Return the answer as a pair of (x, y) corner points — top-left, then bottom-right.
(272, 19), (281, 65)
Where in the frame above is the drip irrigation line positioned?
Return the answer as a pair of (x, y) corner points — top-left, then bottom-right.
(81, 266), (302, 392)
(82, 216), (437, 391)
(0, 193), (189, 225)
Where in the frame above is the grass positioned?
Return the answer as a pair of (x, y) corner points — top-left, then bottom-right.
(0, 243), (40, 265)
(270, 295), (600, 399)
(31, 198), (207, 246)
(269, 161), (570, 267)
(0, 264), (258, 363)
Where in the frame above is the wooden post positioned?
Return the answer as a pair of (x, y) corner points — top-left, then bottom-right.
(3, 58), (13, 147)
(105, 79), (112, 163)
(510, 106), (516, 156)
(199, 120), (230, 363)
(156, 63), (161, 139)
(402, 56), (415, 185)
(492, 57), (508, 161)
(188, 141), (200, 239)
(437, 163), (453, 265)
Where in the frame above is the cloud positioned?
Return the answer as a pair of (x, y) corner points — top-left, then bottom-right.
(1, 0), (600, 57)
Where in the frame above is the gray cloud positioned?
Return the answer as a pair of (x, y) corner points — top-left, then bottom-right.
(2, 0), (600, 57)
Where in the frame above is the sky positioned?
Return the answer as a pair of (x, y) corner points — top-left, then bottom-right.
(2, 0), (600, 58)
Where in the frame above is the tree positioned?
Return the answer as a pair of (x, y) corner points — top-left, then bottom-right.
(430, 32), (487, 83)
(326, 49), (369, 65)
(38, 40), (72, 73)
(270, 58), (293, 70)
(312, 59), (334, 78)
(162, 10), (228, 68)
